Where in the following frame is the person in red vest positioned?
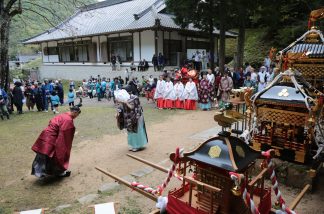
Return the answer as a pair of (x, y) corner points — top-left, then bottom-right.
(31, 100), (82, 178)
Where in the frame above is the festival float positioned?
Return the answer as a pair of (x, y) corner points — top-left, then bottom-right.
(244, 68), (323, 189)
(277, 8), (324, 92)
(96, 110), (310, 214)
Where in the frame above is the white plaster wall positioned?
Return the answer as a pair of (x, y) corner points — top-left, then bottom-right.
(39, 64), (163, 81)
(133, 32), (140, 63)
(140, 30), (155, 62)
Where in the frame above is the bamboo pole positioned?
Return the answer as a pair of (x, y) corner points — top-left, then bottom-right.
(95, 167), (158, 201)
(289, 184), (310, 210)
(126, 153), (168, 173)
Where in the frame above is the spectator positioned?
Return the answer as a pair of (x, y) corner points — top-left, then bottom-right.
(143, 59), (149, 71)
(152, 54), (158, 71)
(67, 88), (75, 107)
(138, 60), (144, 71)
(0, 86), (10, 119)
(24, 83), (35, 111)
(50, 91), (60, 114)
(34, 82), (44, 112)
(130, 61), (136, 71)
(111, 54), (117, 71)
(158, 53), (165, 71)
(12, 81), (24, 114)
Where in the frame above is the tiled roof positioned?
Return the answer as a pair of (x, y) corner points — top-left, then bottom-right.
(281, 29), (324, 58)
(23, 0), (237, 44)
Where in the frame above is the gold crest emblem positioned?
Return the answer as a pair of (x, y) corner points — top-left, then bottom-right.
(208, 146), (222, 158)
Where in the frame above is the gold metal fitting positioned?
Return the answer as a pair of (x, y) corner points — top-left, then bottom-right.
(231, 185), (242, 196)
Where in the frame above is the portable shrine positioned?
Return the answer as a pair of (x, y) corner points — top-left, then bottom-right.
(277, 11), (324, 92)
(96, 127), (311, 213)
(246, 69), (323, 164)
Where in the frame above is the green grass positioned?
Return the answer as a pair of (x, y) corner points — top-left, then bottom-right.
(0, 97), (179, 213)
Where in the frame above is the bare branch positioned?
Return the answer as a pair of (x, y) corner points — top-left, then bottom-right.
(4, 0), (17, 12)
(9, 7), (21, 17)
(21, 7), (57, 28)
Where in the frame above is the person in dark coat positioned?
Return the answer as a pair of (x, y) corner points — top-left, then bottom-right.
(56, 80), (64, 105)
(12, 81), (24, 114)
(34, 82), (44, 112)
(152, 54), (158, 71)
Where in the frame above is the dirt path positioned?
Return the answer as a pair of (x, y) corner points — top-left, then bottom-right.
(2, 106), (323, 213)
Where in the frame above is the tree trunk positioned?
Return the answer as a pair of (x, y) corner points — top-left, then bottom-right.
(218, 0), (226, 74)
(236, 7), (246, 70)
(209, 33), (215, 71)
(0, 15), (10, 91)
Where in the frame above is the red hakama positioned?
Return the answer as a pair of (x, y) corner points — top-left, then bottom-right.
(163, 99), (174, 109)
(174, 99), (184, 109)
(184, 99), (196, 110)
(156, 98), (164, 109)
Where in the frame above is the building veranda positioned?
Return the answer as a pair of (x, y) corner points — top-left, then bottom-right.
(23, 0), (237, 80)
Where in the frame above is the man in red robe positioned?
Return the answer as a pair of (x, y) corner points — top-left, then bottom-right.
(31, 104), (81, 178)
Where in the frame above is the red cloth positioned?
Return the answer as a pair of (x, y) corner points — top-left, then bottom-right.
(156, 98), (164, 108)
(32, 112), (75, 171)
(184, 99), (196, 110)
(163, 99), (174, 108)
(167, 194), (207, 214)
(174, 99), (184, 109)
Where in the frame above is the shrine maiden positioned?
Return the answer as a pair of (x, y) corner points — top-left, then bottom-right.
(183, 78), (198, 110)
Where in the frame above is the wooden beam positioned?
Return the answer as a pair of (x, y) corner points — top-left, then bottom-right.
(248, 168), (268, 187)
(95, 167), (158, 201)
(289, 184), (310, 210)
(183, 176), (221, 193)
(126, 153), (168, 173)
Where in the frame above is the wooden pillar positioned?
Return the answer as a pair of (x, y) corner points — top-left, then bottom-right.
(97, 35), (101, 62)
(162, 30), (165, 56)
(139, 31), (142, 61)
(215, 37), (219, 65)
(107, 35), (110, 62)
(47, 42), (50, 63)
(131, 32), (134, 62)
(154, 30), (158, 56)
(168, 31), (171, 66)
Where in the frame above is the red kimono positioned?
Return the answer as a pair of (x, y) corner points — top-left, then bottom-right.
(32, 113), (75, 173)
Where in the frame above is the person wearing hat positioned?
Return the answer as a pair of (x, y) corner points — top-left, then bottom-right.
(115, 86), (148, 152)
(174, 78), (185, 109)
(198, 72), (214, 110)
(31, 100), (82, 178)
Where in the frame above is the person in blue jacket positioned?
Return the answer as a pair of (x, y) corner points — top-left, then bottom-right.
(96, 80), (102, 101)
(42, 79), (53, 112)
(0, 87), (9, 120)
(67, 88), (75, 107)
(50, 91), (60, 114)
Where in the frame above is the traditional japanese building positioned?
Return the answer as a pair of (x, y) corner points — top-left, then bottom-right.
(23, 0), (237, 80)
